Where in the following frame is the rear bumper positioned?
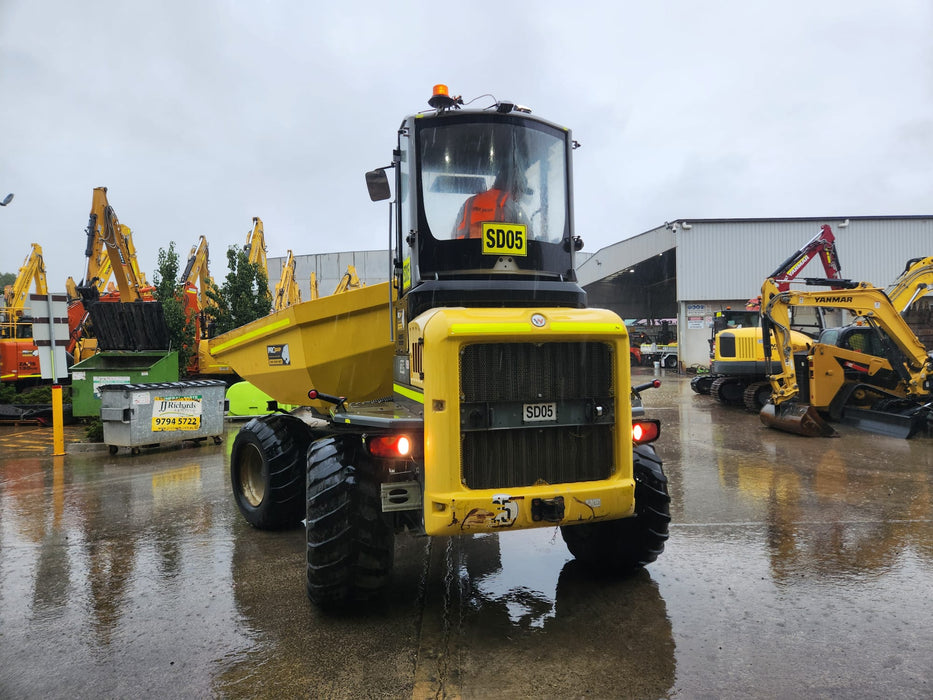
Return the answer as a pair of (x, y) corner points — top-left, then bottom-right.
(424, 479), (635, 536)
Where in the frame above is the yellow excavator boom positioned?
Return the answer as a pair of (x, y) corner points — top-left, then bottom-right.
(273, 250), (301, 312)
(333, 265), (364, 295)
(4, 243), (48, 310)
(81, 187), (146, 302)
(181, 235), (216, 310)
(244, 217), (268, 274)
(885, 256), (933, 315)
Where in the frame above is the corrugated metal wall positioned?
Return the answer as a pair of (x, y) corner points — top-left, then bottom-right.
(676, 217), (933, 300)
(267, 250), (389, 299)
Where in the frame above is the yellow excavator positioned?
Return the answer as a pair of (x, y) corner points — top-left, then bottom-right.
(210, 85), (670, 609)
(75, 188), (151, 303)
(332, 265), (363, 295)
(692, 225), (845, 410)
(1, 243), (48, 386)
(886, 256), (933, 316)
(272, 250), (301, 312)
(179, 235), (233, 377)
(68, 187), (167, 356)
(244, 217), (268, 274)
(759, 274), (933, 438)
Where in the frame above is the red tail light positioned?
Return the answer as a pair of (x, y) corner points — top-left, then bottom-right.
(367, 435), (414, 458)
(632, 419), (661, 444)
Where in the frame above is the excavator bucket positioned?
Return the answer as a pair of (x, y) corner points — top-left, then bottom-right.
(759, 401), (839, 437)
(839, 405), (928, 439)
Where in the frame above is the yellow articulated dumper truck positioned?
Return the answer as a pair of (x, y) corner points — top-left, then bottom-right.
(210, 85), (671, 609)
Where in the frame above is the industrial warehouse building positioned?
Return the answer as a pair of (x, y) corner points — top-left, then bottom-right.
(269, 215), (933, 369)
(577, 216), (933, 368)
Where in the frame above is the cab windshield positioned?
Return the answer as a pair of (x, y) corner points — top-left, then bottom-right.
(418, 120), (568, 243)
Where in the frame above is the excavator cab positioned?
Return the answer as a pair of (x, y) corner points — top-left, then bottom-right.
(368, 88), (585, 319)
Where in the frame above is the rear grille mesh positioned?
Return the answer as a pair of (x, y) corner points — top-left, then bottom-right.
(462, 425), (613, 489)
(460, 342), (612, 401)
(460, 342), (614, 489)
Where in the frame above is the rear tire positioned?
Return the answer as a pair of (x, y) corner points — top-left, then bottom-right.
(305, 436), (395, 609)
(230, 414), (311, 530)
(560, 445), (670, 573)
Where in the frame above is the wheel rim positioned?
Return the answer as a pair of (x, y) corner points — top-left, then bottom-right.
(239, 443), (265, 507)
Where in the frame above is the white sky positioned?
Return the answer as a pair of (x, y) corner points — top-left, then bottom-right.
(2, 0), (931, 288)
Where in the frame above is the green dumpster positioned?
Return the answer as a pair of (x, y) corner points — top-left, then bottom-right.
(70, 351), (179, 417)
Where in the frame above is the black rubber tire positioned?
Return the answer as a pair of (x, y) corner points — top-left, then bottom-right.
(743, 381), (772, 412)
(663, 354), (678, 369)
(108, 445), (118, 455)
(711, 376), (746, 406)
(305, 436), (395, 609)
(560, 444), (670, 573)
(690, 375), (713, 395)
(230, 414), (311, 530)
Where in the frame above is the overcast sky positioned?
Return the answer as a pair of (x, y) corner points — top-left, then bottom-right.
(2, 0), (931, 288)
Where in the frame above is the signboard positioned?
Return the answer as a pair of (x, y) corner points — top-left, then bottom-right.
(93, 375), (131, 397)
(29, 293), (69, 381)
(152, 395), (203, 431)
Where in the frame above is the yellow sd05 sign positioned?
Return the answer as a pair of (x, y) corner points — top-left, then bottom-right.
(482, 223), (527, 256)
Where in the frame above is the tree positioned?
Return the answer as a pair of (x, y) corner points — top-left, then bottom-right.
(0, 271), (15, 289)
(153, 242), (197, 377)
(206, 246), (272, 335)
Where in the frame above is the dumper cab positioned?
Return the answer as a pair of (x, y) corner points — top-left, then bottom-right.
(368, 98), (586, 321)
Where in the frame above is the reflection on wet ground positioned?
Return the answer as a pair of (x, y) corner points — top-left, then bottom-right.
(1, 372), (931, 698)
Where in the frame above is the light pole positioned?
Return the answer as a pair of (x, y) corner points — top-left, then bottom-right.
(0, 193), (13, 206)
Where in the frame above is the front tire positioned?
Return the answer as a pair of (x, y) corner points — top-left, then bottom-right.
(560, 445), (670, 573)
(230, 414), (311, 530)
(305, 436), (395, 609)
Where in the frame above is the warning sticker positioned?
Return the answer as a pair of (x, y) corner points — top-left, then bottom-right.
(267, 344), (291, 366)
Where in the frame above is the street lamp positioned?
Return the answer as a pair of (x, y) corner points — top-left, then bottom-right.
(0, 193), (13, 206)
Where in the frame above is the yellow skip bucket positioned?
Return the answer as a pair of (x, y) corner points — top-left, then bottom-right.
(208, 282), (395, 406)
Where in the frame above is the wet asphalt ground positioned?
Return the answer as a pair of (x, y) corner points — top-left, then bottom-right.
(1, 369), (931, 699)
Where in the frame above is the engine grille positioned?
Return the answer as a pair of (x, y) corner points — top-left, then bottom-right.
(460, 342), (614, 489)
(718, 333), (758, 360)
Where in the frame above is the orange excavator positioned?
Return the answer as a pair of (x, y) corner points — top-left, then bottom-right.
(0, 243), (48, 387)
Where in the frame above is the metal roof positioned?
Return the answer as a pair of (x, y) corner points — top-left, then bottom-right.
(581, 216), (933, 302)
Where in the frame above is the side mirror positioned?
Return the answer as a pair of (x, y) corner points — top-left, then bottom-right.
(365, 170), (391, 202)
